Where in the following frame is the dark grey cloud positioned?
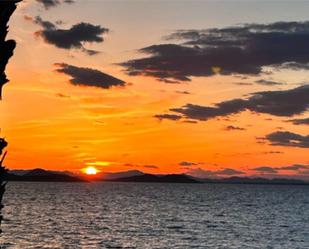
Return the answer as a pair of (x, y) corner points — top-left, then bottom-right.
(182, 120), (198, 124)
(278, 164), (309, 171)
(225, 125), (246, 131)
(55, 63), (126, 89)
(175, 90), (191, 95)
(298, 170), (309, 176)
(143, 165), (159, 169)
(33, 16), (108, 55)
(124, 163), (159, 169)
(255, 79), (284, 86)
(215, 168), (244, 176)
(36, 0), (74, 9)
(156, 85), (309, 121)
(262, 151), (284, 155)
(278, 62), (309, 70)
(32, 16), (56, 29)
(288, 117), (309, 125)
(121, 22), (309, 83)
(55, 93), (70, 98)
(186, 168), (215, 178)
(252, 167), (278, 174)
(186, 168), (244, 178)
(264, 131), (309, 148)
(179, 161), (199, 167)
(189, 165), (309, 178)
(252, 164), (309, 174)
(154, 114), (182, 121)
(234, 82), (253, 86)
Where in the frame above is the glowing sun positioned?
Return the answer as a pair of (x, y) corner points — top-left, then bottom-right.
(84, 166), (98, 175)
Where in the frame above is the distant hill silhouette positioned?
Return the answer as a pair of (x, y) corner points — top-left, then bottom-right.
(5, 168), (309, 185)
(23, 168), (53, 177)
(108, 173), (200, 183)
(6, 168), (85, 182)
(216, 176), (309, 185)
(100, 170), (144, 180)
(105, 172), (309, 185)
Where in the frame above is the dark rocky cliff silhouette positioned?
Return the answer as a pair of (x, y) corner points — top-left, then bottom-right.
(0, 0), (20, 99)
(0, 140), (8, 234)
(0, 0), (21, 234)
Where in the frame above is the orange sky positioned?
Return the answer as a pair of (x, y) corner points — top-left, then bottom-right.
(0, 0), (309, 178)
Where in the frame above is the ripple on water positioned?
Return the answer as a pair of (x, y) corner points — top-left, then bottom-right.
(0, 182), (309, 248)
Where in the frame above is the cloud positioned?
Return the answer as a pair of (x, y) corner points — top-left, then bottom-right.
(182, 120), (198, 124)
(288, 117), (309, 125)
(298, 170), (309, 176)
(186, 167), (244, 178)
(186, 168), (215, 178)
(55, 93), (70, 98)
(255, 79), (284, 86)
(252, 167), (278, 174)
(121, 21), (309, 83)
(252, 164), (309, 175)
(278, 164), (309, 171)
(215, 168), (245, 175)
(179, 161), (199, 167)
(36, 0), (74, 9)
(190, 165), (309, 178)
(32, 16), (56, 30)
(261, 151), (284, 155)
(224, 125), (246, 131)
(154, 114), (182, 121)
(278, 62), (309, 70)
(234, 82), (253, 86)
(32, 16), (108, 55)
(175, 90), (191, 95)
(156, 85), (309, 121)
(263, 131), (309, 148)
(143, 165), (159, 169)
(55, 63), (126, 89)
(124, 163), (159, 169)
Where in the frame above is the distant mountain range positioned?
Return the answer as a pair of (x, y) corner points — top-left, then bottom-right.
(107, 173), (199, 183)
(6, 168), (85, 182)
(5, 169), (309, 185)
(106, 173), (309, 185)
(199, 176), (309, 185)
(99, 170), (144, 180)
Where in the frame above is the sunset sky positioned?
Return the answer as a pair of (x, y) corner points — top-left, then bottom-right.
(1, 0), (309, 179)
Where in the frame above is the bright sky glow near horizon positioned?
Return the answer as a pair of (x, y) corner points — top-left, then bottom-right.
(1, 0), (309, 179)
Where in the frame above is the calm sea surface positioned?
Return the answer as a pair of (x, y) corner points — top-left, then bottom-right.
(0, 182), (309, 249)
